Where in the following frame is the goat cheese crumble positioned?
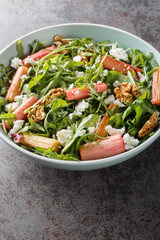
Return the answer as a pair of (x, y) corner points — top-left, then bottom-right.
(123, 133), (139, 150)
(21, 74), (28, 81)
(5, 94), (28, 112)
(113, 99), (125, 107)
(88, 127), (96, 134)
(56, 129), (73, 146)
(24, 56), (36, 65)
(138, 72), (146, 82)
(109, 44), (128, 61)
(105, 125), (125, 136)
(75, 100), (89, 113)
(14, 94), (27, 105)
(21, 84), (29, 94)
(104, 95), (115, 105)
(8, 120), (24, 138)
(73, 55), (82, 62)
(11, 57), (23, 69)
(69, 100), (89, 119)
(75, 71), (85, 78)
(5, 102), (19, 112)
(113, 80), (121, 87)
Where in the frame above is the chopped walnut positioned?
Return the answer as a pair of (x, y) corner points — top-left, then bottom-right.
(53, 35), (70, 55)
(138, 112), (158, 138)
(54, 34), (70, 45)
(27, 106), (46, 123)
(40, 88), (65, 105)
(114, 82), (141, 104)
(79, 50), (89, 64)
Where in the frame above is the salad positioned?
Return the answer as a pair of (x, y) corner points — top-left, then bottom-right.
(0, 34), (159, 161)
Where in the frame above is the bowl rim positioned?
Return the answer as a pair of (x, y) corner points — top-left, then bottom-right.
(0, 23), (159, 169)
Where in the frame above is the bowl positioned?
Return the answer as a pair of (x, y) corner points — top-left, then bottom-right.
(0, 23), (159, 171)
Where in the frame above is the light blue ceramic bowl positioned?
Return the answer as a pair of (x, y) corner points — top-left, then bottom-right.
(0, 23), (159, 171)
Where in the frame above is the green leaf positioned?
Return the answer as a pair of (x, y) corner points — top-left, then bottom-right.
(29, 40), (46, 54)
(0, 97), (7, 113)
(152, 59), (159, 68)
(50, 98), (67, 110)
(28, 73), (45, 91)
(106, 70), (130, 88)
(0, 112), (16, 123)
(34, 146), (79, 161)
(30, 118), (45, 132)
(16, 40), (25, 59)
(62, 114), (99, 153)
(109, 113), (123, 128)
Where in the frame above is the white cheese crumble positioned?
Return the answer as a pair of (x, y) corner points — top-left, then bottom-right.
(24, 56), (36, 65)
(8, 120), (24, 138)
(123, 133), (139, 150)
(5, 102), (19, 112)
(27, 67), (32, 75)
(105, 125), (125, 136)
(103, 69), (108, 76)
(138, 72), (146, 82)
(11, 57), (23, 69)
(104, 94), (115, 105)
(21, 74), (28, 81)
(56, 129), (73, 146)
(69, 100), (89, 119)
(91, 64), (96, 69)
(69, 112), (82, 120)
(107, 89), (112, 94)
(14, 94), (27, 105)
(73, 55), (82, 62)
(68, 83), (74, 89)
(113, 80), (121, 87)
(49, 64), (57, 71)
(109, 44), (128, 61)
(84, 43), (94, 48)
(75, 71), (85, 78)
(113, 99), (125, 107)
(75, 100), (89, 113)
(97, 81), (102, 84)
(21, 84), (29, 94)
(88, 127), (96, 134)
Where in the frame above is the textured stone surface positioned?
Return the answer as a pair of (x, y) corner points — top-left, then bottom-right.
(0, 0), (160, 239)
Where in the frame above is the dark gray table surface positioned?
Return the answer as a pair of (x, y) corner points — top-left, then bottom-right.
(0, 0), (160, 239)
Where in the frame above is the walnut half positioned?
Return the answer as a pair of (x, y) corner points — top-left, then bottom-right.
(78, 50), (89, 65)
(138, 112), (158, 138)
(27, 106), (46, 123)
(53, 35), (70, 55)
(114, 82), (141, 104)
(40, 88), (65, 105)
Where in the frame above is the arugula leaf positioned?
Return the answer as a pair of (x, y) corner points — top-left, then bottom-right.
(106, 71), (130, 90)
(16, 40), (25, 59)
(0, 112), (16, 126)
(88, 83), (111, 116)
(29, 40), (46, 54)
(28, 73), (45, 91)
(0, 64), (14, 96)
(48, 97), (67, 110)
(109, 113), (123, 128)
(62, 114), (99, 153)
(34, 146), (79, 161)
(0, 97), (7, 113)
(30, 118), (45, 132)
